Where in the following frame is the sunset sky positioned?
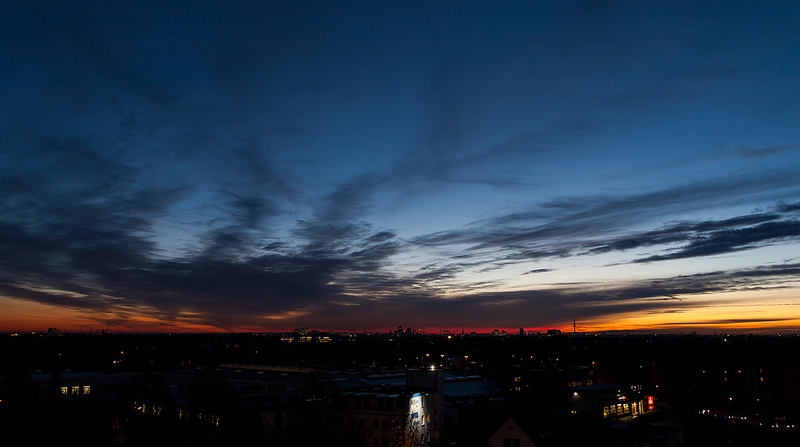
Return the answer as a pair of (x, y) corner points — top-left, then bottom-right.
(2, 1), (800, 333)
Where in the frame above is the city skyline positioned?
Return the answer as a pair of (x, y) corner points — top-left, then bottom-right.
(2, 1), (800, 333)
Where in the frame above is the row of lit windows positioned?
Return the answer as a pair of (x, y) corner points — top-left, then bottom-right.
(602, 400), (648, 418)
(135, 403), (162, 416)
(280, 336), (332, 343)
(179, 408), (219, 427)
(176, 409), (220, 427)
(134, 404), (220, 427)
(60, 385), (91, 396)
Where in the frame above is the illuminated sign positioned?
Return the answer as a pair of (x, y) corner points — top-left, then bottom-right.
(408, 391), (433, 438)
(410, 393), (422, 410)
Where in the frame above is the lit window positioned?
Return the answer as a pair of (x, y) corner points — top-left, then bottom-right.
(82, 385), (91, 395)
(71, 386), (80, 395)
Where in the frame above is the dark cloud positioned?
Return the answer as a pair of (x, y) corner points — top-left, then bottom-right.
(636, 220), (800, 263)
(777, 201), (800, 214)
(412, 177), (800, 267)
(581, 210), (798, 260)
(0, 141), (409, 330)
(277, 260), (800, 331)
(659, 318), (796, 326)
(523, 269), (553, 275)
(737, 144), (800, 159)
(393, 196), (800, 325)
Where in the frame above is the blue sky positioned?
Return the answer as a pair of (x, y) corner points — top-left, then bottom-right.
(2, 1), (800, 332)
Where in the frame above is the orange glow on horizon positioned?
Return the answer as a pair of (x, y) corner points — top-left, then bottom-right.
(3, 286), (800, 334)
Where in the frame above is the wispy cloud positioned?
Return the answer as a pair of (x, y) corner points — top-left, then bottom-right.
(412, 175), (800, 265)
(737, 143), (800, 159)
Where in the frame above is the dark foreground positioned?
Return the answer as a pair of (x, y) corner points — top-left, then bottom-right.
(2, 331), (800, 446)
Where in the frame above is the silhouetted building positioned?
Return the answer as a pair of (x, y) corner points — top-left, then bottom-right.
(324, 368), (446, 446)
(486, 418), (537, 447)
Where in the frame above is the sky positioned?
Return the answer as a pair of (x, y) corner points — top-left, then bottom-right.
(2, 1), (800, 334)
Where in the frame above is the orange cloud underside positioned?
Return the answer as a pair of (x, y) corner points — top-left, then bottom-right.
(3, 287), (799, 334)
(0, 296), (219, 333)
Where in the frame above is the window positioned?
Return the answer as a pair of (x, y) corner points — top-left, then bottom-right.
(71, 386), (80, 395)
(82, 385), (91, 395)
(373, 419), (380, 428)
(503, 438), (521, 447)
